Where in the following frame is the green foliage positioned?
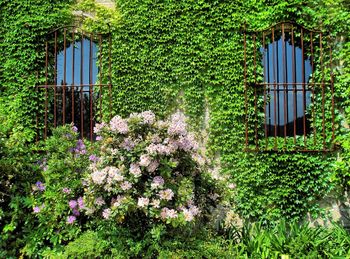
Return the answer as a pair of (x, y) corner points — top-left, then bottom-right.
(229, 220), (350, 258)
(99, 0), (350, 222)
(22, 125), (90, 256)
(62, 231), (109, 258)
(0, 0), (74, 142)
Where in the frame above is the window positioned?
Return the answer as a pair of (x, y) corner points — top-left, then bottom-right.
(37, 27), (112, 140)
(244, 22), (335, 151)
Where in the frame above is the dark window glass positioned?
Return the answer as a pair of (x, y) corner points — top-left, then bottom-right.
(262, 33), (312, 137)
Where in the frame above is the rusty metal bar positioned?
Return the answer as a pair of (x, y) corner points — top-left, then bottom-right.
(253, 34), (258, 150)
(63, 28), (67, 125)
(310, 32), (316, 146)
(329, 35), (335, 147)
(320, 32), (326, 150)
(99, 34), (103, 121)
(291, 26), (297, 144)
(301, 28), (306, 148)
(80, 32), (84, 139)
(89, 33), (94, 141)
(263, 32), (268, 149)
(108, 34), (112, 120)
(45, 41), (49, 139)
(244, 29), (248, 149)
(72, 29), (75, 124)
(272, 28), (277, 149)
(282, 23), (287, 146)
(54, 31), (57, 127)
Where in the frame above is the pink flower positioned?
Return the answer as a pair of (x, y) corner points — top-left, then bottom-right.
(182, 208), (194, 222)
(147, 160), (159, 173)
(189, 205), (200, 216)
(151, 176), (164, 189)
(139, 154), (151, 167)
(91, 170), (107, 185)
(67, 215), (76, 224)
(102, 208), (111, 219)
(228, 183), (236, 189)
(96, 136), (103, 141)
(95, 197), (105, 206)
(110, 116), (128, 134)
(160, 208), (178, 219)
(167, 112), (187, 136)
(177, 134), (199, 151)
(93, 122), (106, 134)
(158, 189), (174, 201)
(120, 137), (135, 151)
(140, 111), (156, 124)
(129, 163), (142, 177)
(137, 197), (149, 208)
(120, 181), (132, 191)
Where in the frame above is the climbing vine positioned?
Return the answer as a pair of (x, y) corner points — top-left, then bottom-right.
(0, 0), (349, 222)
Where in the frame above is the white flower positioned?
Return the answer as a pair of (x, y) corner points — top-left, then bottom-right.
(120, 181), (132, 191)
(151, 199), (160, 208)
(130, 163), (142, 177)
(158, 189), (174, 201)
(110, 115), (128, 134)
(102, 208), (111, 219)
(137, 197), (149, 208)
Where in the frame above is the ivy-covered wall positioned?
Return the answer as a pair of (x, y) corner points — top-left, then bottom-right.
(105, 0), (350, 222)
(1, 0), (349, 223)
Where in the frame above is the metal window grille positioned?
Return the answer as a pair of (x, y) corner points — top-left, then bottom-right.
(243, 22), (335, 152)
(36, 27), (113, 141)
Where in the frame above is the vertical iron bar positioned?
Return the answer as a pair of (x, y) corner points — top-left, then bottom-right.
(329, 35), (335, 148)
(63, 28), (67, 125)
(282, 23), (287, 146)
(253, 34), (258, 150)
(272, 28), (277, 150)
(263, 32), (268, 149)
(72, 29), (75, 124)
(80, 32), (84, 138)
(89, 33), (93, 141)
(99, 34), (103, 121)
(244, 29), (248, 149)
(108, 34), (112, 120)
(301, 28), (306, 148)
(54, 31), (57, 127)
(310, 32), (316, 146)
(320, 32), (326, 150)
(45, 41), (49, 139)
(292, 26), (297, 144)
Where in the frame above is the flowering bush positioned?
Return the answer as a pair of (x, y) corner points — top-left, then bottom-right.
(73, 111), (211, 229)
(26, 125), (91, 256)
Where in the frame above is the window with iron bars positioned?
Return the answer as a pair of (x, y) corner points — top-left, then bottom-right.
(36, 27), (113, 141)
(243, 22), (335, 152)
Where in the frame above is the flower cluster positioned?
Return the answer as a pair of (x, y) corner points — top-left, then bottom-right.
(80, 111), (207, 226)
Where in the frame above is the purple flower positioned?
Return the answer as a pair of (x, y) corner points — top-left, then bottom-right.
(167, 112), (187, 136)
(77, 197), (84, 209)
(33, 206), (41, 213)
(62, 187), (71, 194)
(72, 208), (80, 216)
(67, 215), (76, 224)
(140, 111), (156, 124)
(89, 155), (99, 163)
(151, 176), (164, 189)
(69, 200), (78, 209)
(72, 126), (78, 132)
(36, 181), (46, 191)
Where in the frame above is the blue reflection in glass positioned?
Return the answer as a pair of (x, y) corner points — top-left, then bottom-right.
(262, 36), (312, 136)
